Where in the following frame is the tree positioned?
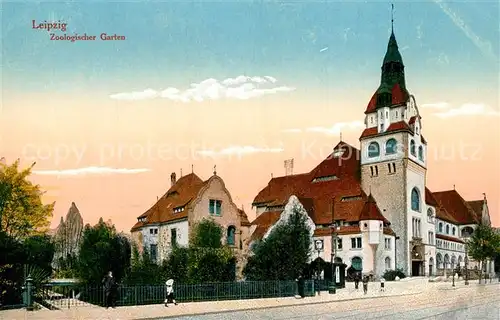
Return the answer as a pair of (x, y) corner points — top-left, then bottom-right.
(76, 218), (131, 285)
(126, 245), (162, 285)
(0, 160), (54, 239)
(467, 223), (500, 283)
(189, 218), (223, 248)
(244, 198), (312, 281)
(161, 246), (189, 283)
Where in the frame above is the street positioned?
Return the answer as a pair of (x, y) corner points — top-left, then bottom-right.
(172, 284), (500, 320)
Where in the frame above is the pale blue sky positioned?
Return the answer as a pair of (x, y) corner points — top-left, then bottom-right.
(3, 1), (499, 96)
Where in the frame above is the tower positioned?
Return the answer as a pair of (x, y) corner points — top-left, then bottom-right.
(359, 13), (428, 276)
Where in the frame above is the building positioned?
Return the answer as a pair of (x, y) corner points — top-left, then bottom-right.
(130, 170), (251, 278)
(249, 24), (494, 278)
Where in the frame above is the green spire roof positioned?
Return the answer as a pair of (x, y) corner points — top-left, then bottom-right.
(383, 31), (404, 65)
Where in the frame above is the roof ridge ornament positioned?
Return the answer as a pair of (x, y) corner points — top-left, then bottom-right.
(391, 3), (395, 34)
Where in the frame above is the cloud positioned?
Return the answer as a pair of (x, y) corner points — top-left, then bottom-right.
(32, 167), (151, 176)
(421, 102), (451, 109)
(433, 0), (497, 61)
(196, 145), (284, 157)
(305, 121), (364, 135)
(110, 76), (294, 102)
(320, 47), (329, 52)
(434, 104), (500, 118)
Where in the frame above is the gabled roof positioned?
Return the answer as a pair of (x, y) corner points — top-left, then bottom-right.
(432, 190), (479, 225)
(252, 142), (364, 225)
(425, 188), (439, 207)
(131, 173), (206, 231)
(238, 208), (251, 227)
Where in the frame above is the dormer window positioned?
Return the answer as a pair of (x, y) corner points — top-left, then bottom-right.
(173, 206), (185, 213)
(312, 175), (338, 183)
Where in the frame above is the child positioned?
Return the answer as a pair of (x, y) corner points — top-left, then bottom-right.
(380, 277), (385, 292)
(164, 279), (178, 307)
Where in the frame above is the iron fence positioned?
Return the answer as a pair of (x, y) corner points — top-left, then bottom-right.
(31, 280), (315, 310)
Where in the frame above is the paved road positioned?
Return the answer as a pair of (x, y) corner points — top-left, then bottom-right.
(172, 285), (500, 320)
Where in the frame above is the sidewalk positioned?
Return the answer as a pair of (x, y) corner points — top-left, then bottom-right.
(0, 279), (440, 320)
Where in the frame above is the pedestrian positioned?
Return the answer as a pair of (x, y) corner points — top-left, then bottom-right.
(102, 271), (117, 309)
(354, 272), (360, 290)
(362, 275), (369, 295)
(380, 277), (385, 292)
(164, 279), (178, 307)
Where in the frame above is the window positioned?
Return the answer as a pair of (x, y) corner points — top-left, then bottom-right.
(209, 199), (222, 215)
(150, 244), (157, 262)
(392, 163), (396, 173)
(380, 123), (384, 131)
(370, 166), (378, 177)
(385, 257), (391, 270)
(368, 142), (380, 157)
(371, 116), (373, 124)
(149, 228), (158, 235)
(428, 231), (434, 245)
(427, 209), (434, 223)
(227, 226), (236, 246)
(352, 257), (362, 271)
(410, 140), (416, 156)
(375, 166), (378, 176)
(395, 111), (398, 117)
(418, 146), (424, 161)
(387, 163), (391, 173)
(370, 166), (374, 176)
(386, 111), (388, 119)
(384, 238), (391, 250)
(336, 238), (343, 250)
(385, 138), (397, 154)
(446, 225), (449, 234)
(411, 188), (420, 211)
(439, 222), (443, 233)
(171, 228), (177, 247)
(351, 237), (362, 249)
(412, 218), (421, 238)
(452, 227), (456, 236)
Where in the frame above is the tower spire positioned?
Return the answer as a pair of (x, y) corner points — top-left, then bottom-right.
(391, 4), (394, 34)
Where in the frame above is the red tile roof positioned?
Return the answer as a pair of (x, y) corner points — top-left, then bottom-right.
(359, 121), (413, 139)
(249, 210), (282, 241)
(249, 142), (392, 241)
(364, 83), (409, 113)
(131, 173), (206, 231)
(432, 190), (479, 225)
(466, 200), (483, 222)
(239, 208), (251, 227)
(359, 194), (389, 223)
(436, 234), (464, 244)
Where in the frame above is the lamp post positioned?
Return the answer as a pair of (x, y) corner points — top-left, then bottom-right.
(464, 233), (470, 286)
(329, 223), (338, 294)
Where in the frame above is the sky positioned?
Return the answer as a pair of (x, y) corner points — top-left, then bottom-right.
(1, 1), (499, 232)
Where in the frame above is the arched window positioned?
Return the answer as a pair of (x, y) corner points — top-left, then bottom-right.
(451, 255), (456, 269)
(436, 253), (443, 269)
(368, 142), (380, 158)
(411, 188), (420, 211)
(439, 222), (443, 233)
(385, 138), (397, 154)
(352, 257), (363, 271)
(446, 225), (450, 235)
(385, 257), (391, 271)
(418, 146), (424, 161)
(444, 254), (450, 269)
(227, 226), (236, 246)
(452, 227), (456, 236)
(410, 140), (416, 156)
(427, 209), (434, 223)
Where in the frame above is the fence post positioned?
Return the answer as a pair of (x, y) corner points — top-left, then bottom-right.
(25, 275), (34, 311)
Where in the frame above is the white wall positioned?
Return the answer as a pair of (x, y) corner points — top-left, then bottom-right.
(157, 219), (189, 261)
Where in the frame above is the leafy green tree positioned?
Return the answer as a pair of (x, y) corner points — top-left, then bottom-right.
(125, 245), (162, 285)
(0, 160), (54, 239)
(76, 218), (131, 285)
(244, 202), (312, 281)
(467, 223), (500, 283)
(161, 246), (189, 283)
(189, 218), (223, 248)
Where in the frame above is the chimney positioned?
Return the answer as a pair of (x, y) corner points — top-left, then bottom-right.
(170, 172), (177, 186)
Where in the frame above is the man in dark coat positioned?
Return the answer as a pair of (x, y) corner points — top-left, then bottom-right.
(354, 272), (360, 289)
(102, 271), (117, 308)
(362, 275), (369, 295)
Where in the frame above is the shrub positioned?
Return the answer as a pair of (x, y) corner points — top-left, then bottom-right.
(382, 269), (406, 281)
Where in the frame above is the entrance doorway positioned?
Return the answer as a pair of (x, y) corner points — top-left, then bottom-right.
(412, 261), (422, 276)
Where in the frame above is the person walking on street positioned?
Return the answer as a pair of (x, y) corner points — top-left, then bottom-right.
(362, 275), (369, 295)
(354, 272), (360, 290)
(102, 271), (117, 309)
(164, 279), (178, 307)
(380, 277), (385, 292)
